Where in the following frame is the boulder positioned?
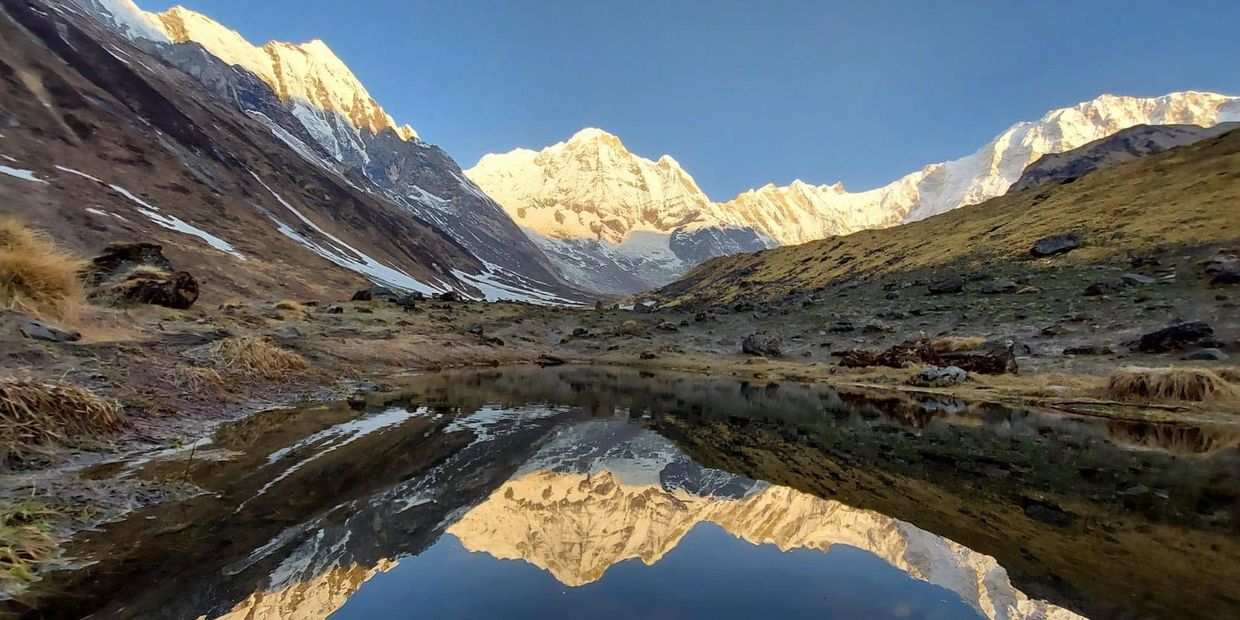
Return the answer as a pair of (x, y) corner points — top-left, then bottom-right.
(1210, 270), (1240, 287)
(437, 291), (463, 302)
(85, 242), (175, 286)
(351, 286), (398, 302)
(1183, 348), (1228, 361)
(742, 331), (783, 357)
(912, 365), (967, 387)
(1030, 233), (1082, 257)
(17, 315), (81, 342)
(1136, 321), (1215, 353)
(928, 277), (964, 295)
(981, 280), (1019, 295)
(117, 270), (199, 309)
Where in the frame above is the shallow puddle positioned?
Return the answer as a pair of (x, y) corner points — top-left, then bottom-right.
(12, 366), (1240, 619)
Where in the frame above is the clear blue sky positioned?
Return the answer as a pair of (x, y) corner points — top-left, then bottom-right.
(148, 0), (1240, 200)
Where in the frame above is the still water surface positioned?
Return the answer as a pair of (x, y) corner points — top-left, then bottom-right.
(17, 366), (1240, 619)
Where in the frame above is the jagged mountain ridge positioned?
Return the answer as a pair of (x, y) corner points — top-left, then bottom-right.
(73, 0), (586, 302)
(1009, 122), (1240, 192)
(446, 420), (1083, 620)
(469, 92), (1240, 294)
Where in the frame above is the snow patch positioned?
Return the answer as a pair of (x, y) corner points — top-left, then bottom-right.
(108, 183), (246, 259)
(0, 164), (47, 184)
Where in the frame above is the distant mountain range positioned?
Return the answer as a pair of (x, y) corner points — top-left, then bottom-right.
(469, 92), (1239, 293)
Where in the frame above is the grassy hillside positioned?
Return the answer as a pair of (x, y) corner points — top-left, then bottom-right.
(657, 128), (1240, 306)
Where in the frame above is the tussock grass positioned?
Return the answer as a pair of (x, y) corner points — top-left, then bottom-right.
(198, 336), (309, 380)
(164, 364), (226, 392)
(0, 378), (126, 467)
(1217, 367), (1240, 384)
(929, 336), (987, 354)
(0, 501), (59, 595)
(0, 217), (86, 320)
(1106, 367), (1239, 403)
(274, 299), (303, 312)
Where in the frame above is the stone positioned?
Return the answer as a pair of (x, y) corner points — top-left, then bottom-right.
(1136, 321), (1214, 353)
(639, 350), (658, 360)
(694, 311), (710, 322)
(536, 354), (566, 366)
(1083, 279), (1123, 296)
(912, 365), (967, 387)
(1014, 286), (1043, 295)
(657, 321), (679, 332)
(1183, 348), (1228, 361)
(633, 300), (656, 314)
(1063, 344), (1113, 356)
(828, 319), (855, 333)
(467, 323), (484, 335)
(351, 286), (397, 302)
(981, 281), (1019, 294)
(742, 331), (783, 357)
(325, 305), (344, 314)
(1120, 273), (1156, 286)
(1030, 233), (1082, 257)
(437, 291), (463, 302)
(1201, 255), (1238, 275)
(927, 277), (964, 295)
(274, 325), (302, 341)
(17, 315), (81, 342)
(1210, 270), (1240, 287)
(117, 270), (199, 309)
(85, 242), (175, 286)
(571, 327), (589, 337)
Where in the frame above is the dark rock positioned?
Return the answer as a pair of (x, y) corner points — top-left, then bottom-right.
(351, 286), (397, 302)
(1183, 348), (1228, 361)
(967, 271), (990, 281)
(355, 307), (373, 314)
(742, 331), (783, 357)
(1201, 255), (1238, 275)
(536, 354), (566, 366)
(594, 300), (606, 311)
(17, 315), (81, 342)
(437, 291), (463, 302)
(927, 277), (964, 295)
(571, 327), (589, 337)
(1030, 233), (1082, 257)
(1127, 248), (1161, 268)
(828, 320), (855, 333)
(981, 280), (1019, 294)
(117, 270), (199, 309)
(693, 311), (710, 323)
(639, 350), (658, 360)
(85, 242), (175, 287)
(467, 323), (484, 336)
(1083, 279), (1123, 296)
(325, 305), (344, 314)
(1210, 270), (1240, 287)
(1063, 344), (1113, 356)
(943, 347), (1019, 375)
(1136, 321), (1214, 353)
(861, 323), (891, 334)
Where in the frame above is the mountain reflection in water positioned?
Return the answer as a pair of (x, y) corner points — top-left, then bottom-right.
(15, 366), (1239, 620)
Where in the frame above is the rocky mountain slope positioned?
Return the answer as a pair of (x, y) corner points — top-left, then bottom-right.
(1009, 122), (1240, 192)
(53, 0), (585, 303)
(656, 126), (1240, 306)
(471, 93), (1238, 294)
(467, 128), (769, 293)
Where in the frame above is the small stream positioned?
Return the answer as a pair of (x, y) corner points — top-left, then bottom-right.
(12, 366), (1240, 619)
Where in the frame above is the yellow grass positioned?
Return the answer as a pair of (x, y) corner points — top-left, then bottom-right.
(1106, 367), (1239, 403)
(164, 364), (226, 392)
(274, 299), (303, 312)
(197, 336), (309, 380)
(929, 336), (987, 354)
(0, 217), (86, 320)
(0, 378), (126, 467)
(0, 501), (59, 594)
(1217, 367), (1240, 384)
(658, 128), (1240, 305)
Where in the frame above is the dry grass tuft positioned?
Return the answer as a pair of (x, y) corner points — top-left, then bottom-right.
(0, 501), (60, 594)
(1106, 367), (1239, 403)
(274, 299), (303, 313)
(0, 378), (126, 467)
(164, 364), (226, 392)
(929, 336), (988, 354)
(0, 217), (86, 320)
(1217, 367), (1240, 384)
(198, 337), (309, 380)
